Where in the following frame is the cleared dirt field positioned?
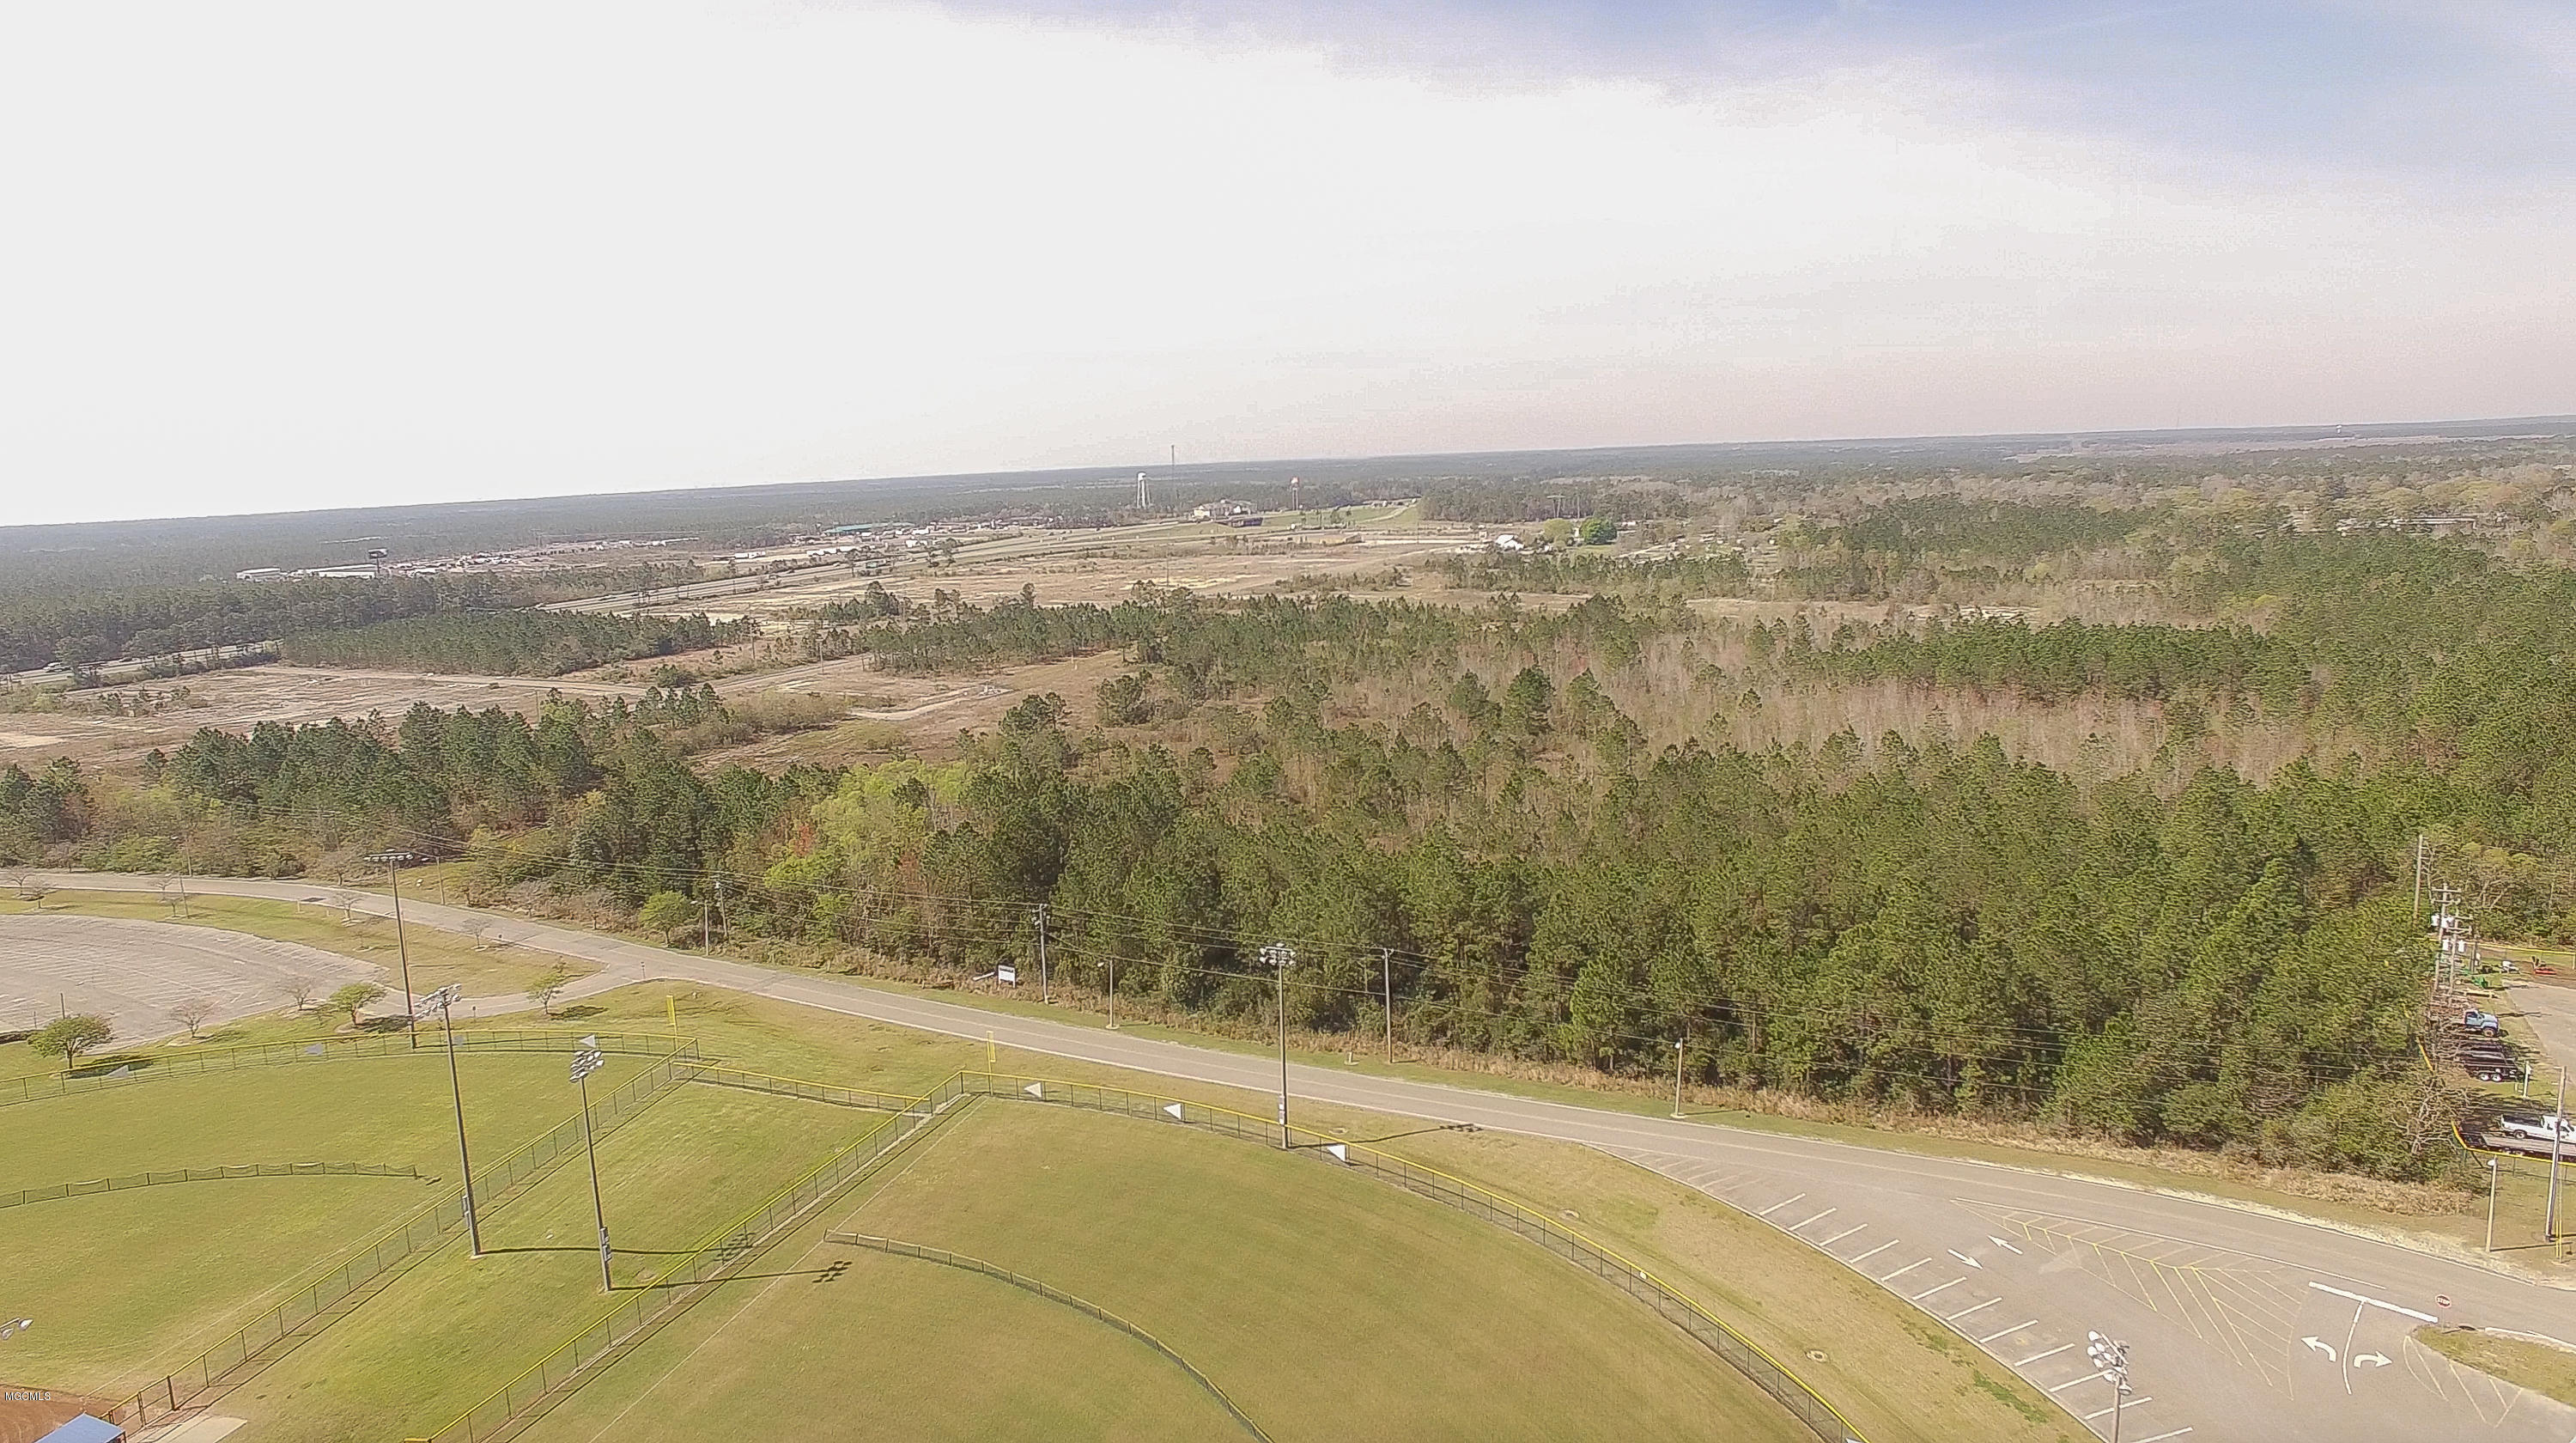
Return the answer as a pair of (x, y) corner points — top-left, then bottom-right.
(3, 518), (1491, 771)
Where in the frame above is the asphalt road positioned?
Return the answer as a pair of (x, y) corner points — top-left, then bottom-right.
(21, 871), (2576, 1443)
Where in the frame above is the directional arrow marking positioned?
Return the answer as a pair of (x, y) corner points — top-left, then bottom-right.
(2351, 1354), (2390, 1369)
(1989, 1236), (2023, 1254)
(2301, 1336), (2337, 1362)
(1948, 1250), (1982, 1269)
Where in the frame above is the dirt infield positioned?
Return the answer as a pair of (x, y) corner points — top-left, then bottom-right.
(0, 1383), (112, 1443)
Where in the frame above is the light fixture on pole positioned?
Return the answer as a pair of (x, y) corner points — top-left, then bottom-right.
(364, 849), (423, 1049)
(412, 984), (482, 1257)
(1261, 941), (1297, 1148)
(2086, 1332), (2131, 1443)
(569, 1036), (613, 1290)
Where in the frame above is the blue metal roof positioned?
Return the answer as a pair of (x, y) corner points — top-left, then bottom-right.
(39, 1414), (125, 1443)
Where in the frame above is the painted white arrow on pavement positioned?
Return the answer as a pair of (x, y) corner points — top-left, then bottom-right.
(1988, 1237), (2022, 1254)
(2302, 1336), (2337, 1362)
(1948, 1250), (1982, 1269)
(2352, 1354), (2391, 1369)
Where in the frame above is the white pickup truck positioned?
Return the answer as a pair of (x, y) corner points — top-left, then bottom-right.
(2498, 1113), (2573, 1142)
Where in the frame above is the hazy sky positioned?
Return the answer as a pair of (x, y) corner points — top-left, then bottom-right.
(3, 1), (2569, 525)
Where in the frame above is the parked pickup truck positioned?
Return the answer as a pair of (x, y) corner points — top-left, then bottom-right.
(2498, 1114), (2573, 1142)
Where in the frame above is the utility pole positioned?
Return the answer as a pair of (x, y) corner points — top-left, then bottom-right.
(414, 985), (481, 1256)
(2549, 1067), (2566, 1243)
(1036, 904), (1050, 1003)
(2487, 1157), (2500, 1252)
(2413, 833), (2427, 919)
(1382, 947), (1394, 1063)
(366, 850), (422, 1049)
(570, 1037), (612, 1291)
(1106, 952), (1116, 1030)
(1673, 1038), (1687, 1119)
(1262, 941), (1297, 1147)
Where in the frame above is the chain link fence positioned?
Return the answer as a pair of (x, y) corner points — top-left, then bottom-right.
(104, 1045), (704, 1430)
(825, 1232), (1273, 1440)
(2, 1160), (424, 1210)
(3, 1027), (687, 1107)
(422, 1076), (961, 1443)
(957, 1072), (1866, 1443)
(684, 1063), (920, 1112)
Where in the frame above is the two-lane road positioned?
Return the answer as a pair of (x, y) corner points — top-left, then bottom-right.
(21, 871), (2575, 1442)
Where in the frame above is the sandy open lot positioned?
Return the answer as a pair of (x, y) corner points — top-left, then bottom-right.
(2, 517), (1492, 773)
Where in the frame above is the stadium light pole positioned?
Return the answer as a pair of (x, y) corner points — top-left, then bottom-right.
(1262, 941), (1297, 1148)
(2087, 1332), (2130, 1443)
(413, 984), (481, 1257)
(571, 1036), (613, 1290)
(365, 850), (423, 1049)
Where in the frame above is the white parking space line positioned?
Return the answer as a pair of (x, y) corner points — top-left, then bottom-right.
(2306, 1282), (2436, 1324)
(2082, 1397), (2151, 1421)
(1910, 1277), (1962, 1303)
(2014, 1343), (2075, 1367)
(1978, 1319), (2038, 1345)
(1946, 1297), (1999, 1323)
(2050, 1370), (2110, 1392)
(1849, 1239), (1898, 1265)
(1880, 1257), (1931, 1282)
(1820, 1224), (1865, 1246)
(1791, 1207), (1835, 1232)
(1757, 1192), (1805, 1217)
(2127, 1428), (2192, 1442)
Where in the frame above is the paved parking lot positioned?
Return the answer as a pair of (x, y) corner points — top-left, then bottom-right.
(1613, 1147), (2574, 1443)
(0, 913), (376, 1039)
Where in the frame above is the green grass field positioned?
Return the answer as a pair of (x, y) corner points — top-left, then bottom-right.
(2, 967), (2083, 1443)
(0, 1049), (596, 1392)
(518, 1102), (1809, 1443)
(227, 1083), (884, 1443)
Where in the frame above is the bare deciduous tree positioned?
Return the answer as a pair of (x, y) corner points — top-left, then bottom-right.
(170, 997), (217, 1038)
(282, 976), (319, 1013)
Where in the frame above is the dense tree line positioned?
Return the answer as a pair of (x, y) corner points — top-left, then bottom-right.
(1428, 551), (1752, 599)
(23, 672), (2470, 1180)
(25, 527), (2576, 1181)
(276, 611), (750, 676)
(0, 570), (683, 673)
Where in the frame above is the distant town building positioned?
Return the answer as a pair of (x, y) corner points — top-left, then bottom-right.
(234, 567), (286, 581)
